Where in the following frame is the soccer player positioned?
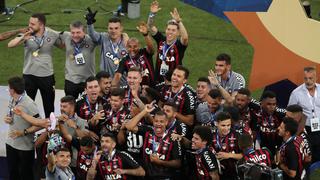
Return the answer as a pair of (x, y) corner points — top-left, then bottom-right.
(147, 1), (189, 83)
(86, 133), (145, 180)
(211, 112), (243, 180)
(125, 106), (182, 179)
(277, 117), (305, 180)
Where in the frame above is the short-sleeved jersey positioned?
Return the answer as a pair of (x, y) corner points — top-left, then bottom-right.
(96, 150), (140, 180)
(193, 147), (219, 180)
(23, 27), (60, 77)
(211, 130), (240, 176)
(6, 93), (39, 151)
(153, 31), (187, 83)
(216, 71), (245, 94)
(116, 48), (154, 86)
(160, 85), (196, 115)
(101, 106), (131, 135)
(60, 32), (97, 84)
(256, 109), (285, 155)
(243, 147), (272, 167)
(74, 138), (95, 180)
(280, 137), (304, 180)
(137, 125), (182, 178)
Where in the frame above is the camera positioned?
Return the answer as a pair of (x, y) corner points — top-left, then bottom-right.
(238, 162), (283, 180)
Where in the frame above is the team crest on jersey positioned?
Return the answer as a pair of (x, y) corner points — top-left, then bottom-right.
(121, 50), (127, 56)
(107, 165), (111, 172)
(85, 159), (92, 165)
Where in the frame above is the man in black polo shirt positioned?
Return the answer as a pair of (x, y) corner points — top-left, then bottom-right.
(277, 117), (305, 180)
(147, 0), (189, 83)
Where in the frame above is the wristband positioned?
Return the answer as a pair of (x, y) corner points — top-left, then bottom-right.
(24, 129), (28, 136)
(149, 12), (156, 18)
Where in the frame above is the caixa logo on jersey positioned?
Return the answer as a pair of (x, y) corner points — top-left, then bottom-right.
(104, 174), (122, 180)
(105, 52), (119, 61)
(145, 149), (166, 160)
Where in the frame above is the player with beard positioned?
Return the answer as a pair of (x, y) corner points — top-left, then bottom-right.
(86, 9), (129, 86)
(100, 88), (131, 136)
(147, 1), (189, 83)
(87, 133), (145, 180)
(59, 20), (97, 98)
(196, 89), (224, 127)
(286, 104), (312, 164)
(233, 88), (259, 140)
(96, 71), (112, 106)
(125, 106), (182, 179)
(256, 91), (285, 157)
(212, 112), (242, 180)
(171, 126), (220, 180)
(160, 66), (195, 130)
(277, 117), (305, 180)
(8, 13), (60, 118)
(112, 22), (155, 87)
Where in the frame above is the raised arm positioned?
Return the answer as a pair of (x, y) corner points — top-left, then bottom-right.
(147, 1), (161, 35)
(13, 106), (50, 128)
(208, 70), (233, 105)
(137, 21), (154, 54)
(170, 8), (188, 46)
(8, 28), (33, 48)
(85, 7), (102, 44)
(125, 104), (155, 131)
(0, 27), (27, 41)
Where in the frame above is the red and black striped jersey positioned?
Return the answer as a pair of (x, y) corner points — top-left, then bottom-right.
(96, 150), (140, 180)
(153, 31), (187, 83)
(243, 147), (272, 167)
(193, 147), (219, 180)
(116, 48), (155, 86)
(138, 125), (182, 178)
(76, 149), (94, 180)
(280, 136), (304, 180)
(211, 130), (240, 177)
(160, 85), (196, 115)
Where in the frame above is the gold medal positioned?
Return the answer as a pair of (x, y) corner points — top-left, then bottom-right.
(32, 50), (39, 57)
(114, 47), (119, 54)
(114, 58), (120, 65)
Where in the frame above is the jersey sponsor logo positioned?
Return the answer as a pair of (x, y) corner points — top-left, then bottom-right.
(248, 154), (267, 166)
(105, 52), (119, 61)
(204, 151), (215, 169)
(186, 90), (195, 110)
(79, 163), (89, 171)
(145, 148), (166, 160)
(104, 174), (122, 180)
